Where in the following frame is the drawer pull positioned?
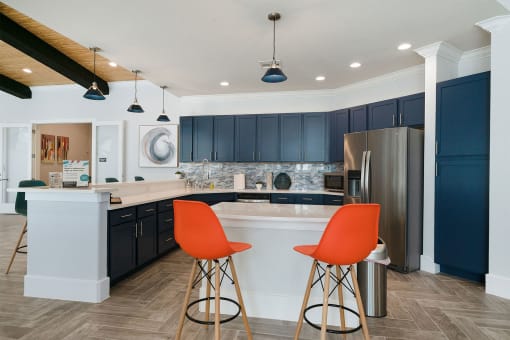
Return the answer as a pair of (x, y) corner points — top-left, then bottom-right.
(278, 197), (288, 200)
(165, 204), (172, 207)
(302, 198), (313, 201)
(332, 199), (342, 202)
(164, 218), (173, 223)
(145, 208), (156, 212)
(165, 237), (174, 242)
(120, 213), (133, 218)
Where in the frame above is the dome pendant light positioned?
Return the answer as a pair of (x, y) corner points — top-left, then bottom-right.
(127, 70), (144, 113)
(83, 47), (105, 100)
(156, 86), (170, 122)
(262, 12), (287, 83)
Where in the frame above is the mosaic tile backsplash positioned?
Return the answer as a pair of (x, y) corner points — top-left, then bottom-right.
(176, 162), (343, 190)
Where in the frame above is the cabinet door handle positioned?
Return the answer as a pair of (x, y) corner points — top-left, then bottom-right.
(120, 213), (132, 219)
(302, 198), (313, 201)
(145, 208), (155, 212)
(215, 151), (218, 160)
(135, 222), (138, 239)
(258, 152), (261, 160)
(399, 113), (403, 126)
(190, 151), (192, 160)
(252, 151), (255, 161)
(165, 237), (174, 242)
(140, 221), (143, 237)
(165, 204), (172, 207)
(392, 114), (396, 126)
(164, 218), (173, 223)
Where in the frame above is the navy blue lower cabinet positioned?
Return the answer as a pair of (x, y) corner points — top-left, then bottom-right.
(323, 195), (344, 205)
(136, 214), (157, 266)
(295, 194), (324, 205)
(158, 229), (176, 254)
(109, 220), (137, 282)
(435, 158), (489, 282)
(270, 193), (296, 204)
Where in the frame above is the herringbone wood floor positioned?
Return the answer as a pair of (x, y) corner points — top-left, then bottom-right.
(1, 215), (510, 339)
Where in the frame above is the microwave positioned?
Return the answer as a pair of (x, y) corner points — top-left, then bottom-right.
(324, 172), (344, 192)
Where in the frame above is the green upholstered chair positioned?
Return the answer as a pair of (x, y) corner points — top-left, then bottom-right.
(6, 179), (46, 274)
(105, 177), (119, 183)
(134, 176), (144, 181)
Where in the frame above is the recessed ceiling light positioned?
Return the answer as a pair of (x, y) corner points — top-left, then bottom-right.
(315, 76), (326, 81)
(398, 43), (412, 50)
(220, 81), (230, 87)
(350, 62), (361, 68)
(22, 68), (32, 74)
(108, 61), (117, 67)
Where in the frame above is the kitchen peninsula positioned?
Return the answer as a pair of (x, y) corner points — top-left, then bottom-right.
(11, 180), (344, 305)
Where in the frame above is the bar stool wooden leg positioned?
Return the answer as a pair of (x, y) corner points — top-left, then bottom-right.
(176, 259), (199, 340)
(336, 265), (347, 339)
(320, 265), (331, 340)
(228, 256), (253, 340)
(205, 260), (212, 325)
(294, 260), (318, 340)
(214, 260), (221, 340)
(5, 219), (27, 274)
(350, 264), (370, 340)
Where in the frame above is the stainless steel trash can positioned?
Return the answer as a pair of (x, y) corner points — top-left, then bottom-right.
(357, 239), (387, 317)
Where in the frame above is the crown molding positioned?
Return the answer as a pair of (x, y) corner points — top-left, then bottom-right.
(476, 15), (510, 33)
(414, 41), (463, 62)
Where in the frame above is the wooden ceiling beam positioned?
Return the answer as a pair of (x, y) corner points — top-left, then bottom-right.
(0, 73), (32, 99)
(0, 13), (109, 95)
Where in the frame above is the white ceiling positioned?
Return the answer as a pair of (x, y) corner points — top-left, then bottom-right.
(4, 0), (508, 97)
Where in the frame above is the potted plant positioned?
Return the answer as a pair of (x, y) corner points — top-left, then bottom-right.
(255, 181), (264, 190)
(174, 171), (184, 179)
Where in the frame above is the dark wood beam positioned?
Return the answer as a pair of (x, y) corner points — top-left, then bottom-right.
(0, 13), (109, 95)
(0, 73), (31, 99)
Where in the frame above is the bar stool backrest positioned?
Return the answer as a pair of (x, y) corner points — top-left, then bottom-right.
(173, 200), (233, 260)
(15, 180), (47, 217)
(312, 204), (380, 265)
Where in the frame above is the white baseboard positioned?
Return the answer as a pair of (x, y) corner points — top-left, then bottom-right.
(25, 275), (110, 303)
(486, 273), (510, 300)
(420, 255), (440, 273)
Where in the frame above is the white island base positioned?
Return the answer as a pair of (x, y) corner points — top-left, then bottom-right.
(209, 202), (360, 327)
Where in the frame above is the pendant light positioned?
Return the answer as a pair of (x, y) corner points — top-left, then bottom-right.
(127, 70), (144, 113)
(261, 12), (287, 83)
(157, 86), (170, 122)
(83, 47), (105, 100)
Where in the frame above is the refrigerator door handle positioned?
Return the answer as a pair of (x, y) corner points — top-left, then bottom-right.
(360, 151), (367, 202)
(365, 150), (372, 202)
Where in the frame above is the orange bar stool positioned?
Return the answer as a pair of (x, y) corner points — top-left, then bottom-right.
(173, 200), (253, 340)
(293, 203), (380, 340)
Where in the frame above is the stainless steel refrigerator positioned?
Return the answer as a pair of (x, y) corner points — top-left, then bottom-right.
(344, 127), (423, 272)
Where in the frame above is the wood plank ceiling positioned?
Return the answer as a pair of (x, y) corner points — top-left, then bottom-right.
(0, 2), (134, 95)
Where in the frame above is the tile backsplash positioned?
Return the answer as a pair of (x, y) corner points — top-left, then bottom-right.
(176, 162), (343, 190)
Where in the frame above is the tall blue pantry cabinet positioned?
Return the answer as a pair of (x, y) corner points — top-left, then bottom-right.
(435, 71), (490, 282)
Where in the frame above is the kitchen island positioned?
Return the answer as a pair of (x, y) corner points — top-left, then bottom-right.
(10, 180), (343, 308)
(210, 202), (358, 327)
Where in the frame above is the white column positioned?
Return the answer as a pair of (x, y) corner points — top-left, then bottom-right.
(24, 189), (111, 302)
(477, 15), (510, 300)
(414, 42), (461, 273)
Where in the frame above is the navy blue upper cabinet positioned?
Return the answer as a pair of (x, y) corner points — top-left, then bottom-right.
(192, 116), (214, 161)
(257, 114), (280, 161)
(280, 114), (302, 162)
(235, 115), (257, 161)
(213, 116), (235, 162)
(329, 109), (349, 162)
(398, 93), (424, 127)
(368, 99), (398, 130)
(303, 112), (328, 162)
(179, 117), (193, 162)
(436, 72), (490, 157)
(349, 105), (367, 132)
